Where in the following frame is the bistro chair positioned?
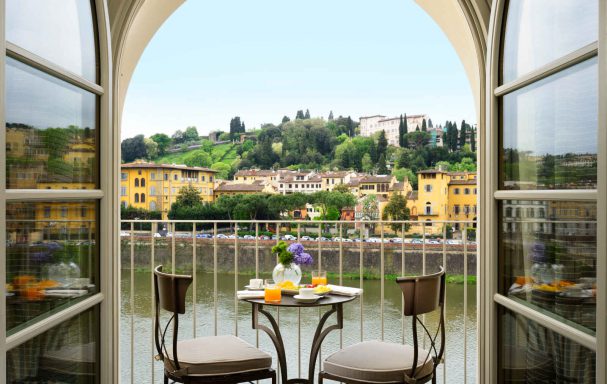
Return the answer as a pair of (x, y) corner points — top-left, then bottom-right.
(319, 267), (446, 384)
(153, 265), (276, 384)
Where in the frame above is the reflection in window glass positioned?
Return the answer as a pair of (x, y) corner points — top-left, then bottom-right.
(6, 201), (99, 333)
(499, 200), (596, 334)
(7, 306), (99, 383)
(5, 58), (98, 189)
(501, 58), (597, 190)
(6, 0), (98, 82)
(501, 0), (597, 83)
(498, 307), (595, 383)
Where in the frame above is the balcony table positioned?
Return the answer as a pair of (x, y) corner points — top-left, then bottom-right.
(241, 294), (357, 384)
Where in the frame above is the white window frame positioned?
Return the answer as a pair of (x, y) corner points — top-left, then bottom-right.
(0, 0), (115, 381)
(484, 1), (606, 381)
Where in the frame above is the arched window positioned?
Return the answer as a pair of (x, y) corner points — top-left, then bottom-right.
(425, 202), (432, 215)
(141, 193), (146, 203)
(134, 178), (139, 187)
(134, 193), (139, 203)
(141, 178), (146, 187)
(150, 201), (157, 211)
(150, 186), (156, 196)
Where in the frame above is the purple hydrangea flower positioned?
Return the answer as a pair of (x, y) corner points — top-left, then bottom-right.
(294, 252), (314, 266)
(287, 242), (304, 256)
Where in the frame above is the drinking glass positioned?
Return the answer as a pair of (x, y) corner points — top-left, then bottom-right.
(264, 279), (281, 303)
(312, 270), (327, 286)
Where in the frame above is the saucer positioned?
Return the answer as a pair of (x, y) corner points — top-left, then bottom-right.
(294, 294), (320, 303)
(245, 285), (264, 291)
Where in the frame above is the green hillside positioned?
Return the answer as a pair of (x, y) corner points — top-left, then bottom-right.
(156, 143), (239, 166)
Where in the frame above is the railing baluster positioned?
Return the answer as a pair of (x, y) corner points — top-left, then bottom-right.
(151, 222), (156, 383)
(463, 226), (468, 384)
(401, 222), (405, 344)
(339, 223), (343, 349)
(234, 223), (239, 337)
(213, 222), (218, 336)
(359, 222), (364, 342)
(380, 222), (385, 341)
(192, 223), (197, 338)
(171, 222), (176, 274)
(130, 222), (135, 384)
(443, 223), (448, 384)
(422, 223), (426, 350)
(255, 223), (259, 350)
(318, 222), (322, 373)
(297, 223), (301, 378)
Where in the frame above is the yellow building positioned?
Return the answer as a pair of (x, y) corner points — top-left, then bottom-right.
(448, 172), (478, 231)
(120, 161), (217, 219)
(233, 169), (279, 184)
(320, 171), (357, 191)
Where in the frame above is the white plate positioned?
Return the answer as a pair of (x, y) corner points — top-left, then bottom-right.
(245, 285), (264, 291)
(294, 294), (320, 303)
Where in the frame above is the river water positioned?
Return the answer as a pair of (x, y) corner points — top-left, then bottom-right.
(120, 271), (476, 383)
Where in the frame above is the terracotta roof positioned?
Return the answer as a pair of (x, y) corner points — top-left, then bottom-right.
(360, 175), (392, 183)
(121, 162), (217, 173)
(407, 191), (418, 200)
(320, 171), (350, 178)
(449, 180), (477, 186)
(389, 182), (406, 191)
(418, 169), (446, 174)
(448, 171), (476, 176)
(359, 115), (386, 119)
(215, 183), (267, 192)
(235, 169), (277, 177)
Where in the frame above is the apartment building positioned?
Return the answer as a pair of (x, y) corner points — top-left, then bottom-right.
(278, 172), (323, 194)
(214, 180), (277, 198)
(120, 161), (217, 219)
(359, 114), (429, 146)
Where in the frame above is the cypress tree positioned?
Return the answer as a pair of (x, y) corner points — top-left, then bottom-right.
(470, 128), (476, 152)
(422, 118), (427, 132)
(282, 116), (290, 123)
(295, 110), (304, 119)
(459, 121), (467, 149)
(428, 118), (433, 128)
(416, 125), (420, 132)
(377, 154), (388, 174)
(377, 130), (388, 159)
(398, 114), (404, 147)
(304, 109), (310, 119)
(328, 111), (334, 120)
(347, 116), (354, 137)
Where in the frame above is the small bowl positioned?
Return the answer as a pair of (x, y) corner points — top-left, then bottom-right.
(299, 287), (316, 299)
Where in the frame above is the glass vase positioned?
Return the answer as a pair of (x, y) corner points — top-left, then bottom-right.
(272, 263), (302, 285)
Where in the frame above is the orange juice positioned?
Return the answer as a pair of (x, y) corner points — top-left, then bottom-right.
(312, 276), (327, 286)
(264, 286), (281, 303)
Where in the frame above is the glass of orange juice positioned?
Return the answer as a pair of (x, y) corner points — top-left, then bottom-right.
(264, 279), (281, 303)
(312, 270), (327, 286)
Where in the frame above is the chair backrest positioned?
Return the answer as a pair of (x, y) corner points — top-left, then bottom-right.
(154, 265), (193, 314)
(153, 265), (192, 373)
(396, 267), (445, 316)
(395, 267), (446, 382)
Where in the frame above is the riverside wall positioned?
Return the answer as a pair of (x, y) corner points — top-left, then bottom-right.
(121, 239), (477, 276)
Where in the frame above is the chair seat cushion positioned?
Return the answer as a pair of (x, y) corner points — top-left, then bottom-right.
(164, 335), (272, 376)
(323, 341), (435, 383)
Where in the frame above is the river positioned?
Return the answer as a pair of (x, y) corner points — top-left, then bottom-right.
(120, 271), (477, 383)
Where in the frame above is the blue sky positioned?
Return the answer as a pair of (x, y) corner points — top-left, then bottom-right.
(122, 0), (476, 139)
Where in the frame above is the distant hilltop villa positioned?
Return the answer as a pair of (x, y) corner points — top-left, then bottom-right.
(360, 114), (442, 147)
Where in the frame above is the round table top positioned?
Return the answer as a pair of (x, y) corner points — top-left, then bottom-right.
(243, 294), (357, 308)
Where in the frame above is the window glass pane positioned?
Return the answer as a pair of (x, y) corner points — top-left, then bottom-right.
(6, 201), (99, 333)
(5, 58), (98, 189)
(501, 0), (597, 83)
(6, 0), (98, 83)
(498, 306), (595, 383)
(499, 200), (596, 335)
(7, 306), (99, 383)
(501, 58), (597, 190)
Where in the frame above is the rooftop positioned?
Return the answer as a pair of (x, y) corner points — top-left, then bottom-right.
(122, 161), (217, 173)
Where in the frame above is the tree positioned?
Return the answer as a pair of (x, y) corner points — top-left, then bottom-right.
(377, 154), (388, 174)
(144, 137), (159, 159)
(175, 185), (203, 207)
(328, 111), (334, 120)
(150, 133), (171, 156)
(347, 116), (354, 137)
(382, 193), (410, 233)
(333, 183), (350, 193)
(398, 115), (405, 147)
(392, 167), (416, 185)
(469, 128), (476, 152)
(377, 130), (388, 159)
(422, 118), (427, 132)
(172, 129), (185, 144)
(361, 153), (373, 173)
(183, 150), (212, 167)
(121, 135), (147, 162)
(459, 120), (468, 149)
(282, 115), (290, 123)
(229, 117), (244, 140)
(311, 191), (356, 218)
(361, 195), (379, 220)
(184, 126), (199, 142)
(295, 110), (305, 119)
(304, 109), (310, 119)
(428, 118), (433, 128)
(210, 162), (231, 179)
(446, 121), (459, 152)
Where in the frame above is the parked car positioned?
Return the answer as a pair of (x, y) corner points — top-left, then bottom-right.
(243, 235), (255, 240)
(391, 238), (403, 243)
(259, 235), (270, 240)
(120, 231), (130, 237)
(196, 233), (212, 239)
(301, 236), (312, 241)
(411, 239), (423, 244)
(367, 237), (381, 243)
(283, 235), (297, 241)
(216, 234), (228, 239)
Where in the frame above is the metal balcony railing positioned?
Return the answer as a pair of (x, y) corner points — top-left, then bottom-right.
(120, 219), (477, 383)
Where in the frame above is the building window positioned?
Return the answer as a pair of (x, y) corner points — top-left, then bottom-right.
(121, 172), (127, 180)
(81, 206), (87, 218)
(174, 174), (178, 181)
(60, 206), (68, 217)
(454, 205), (460, 215)
(210, 176), (213, 182)
(454, 188), (460, 195)
(164, 173), (169, 181)
(120, 187), (127, 196)
(164, 188), (168, 195)
(141, 193), (146, 203)
(424, 185), (432, 192)
(138, 169), (142, 175)
(463, 205), (470, 214)
(150, 201), (157, 211)
(425, 203), (432, 215)
(464, 188), (470, 195)
(44, 206), (51, 218)
(134, 178), (139, 187)
(201, 175), (205, 181)
(141, 178), (146, 187)
(134, 193), (140, 203)
(151, 172), (156, 180)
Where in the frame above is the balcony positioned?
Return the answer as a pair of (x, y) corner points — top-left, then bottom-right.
(120, 219), (477, 383)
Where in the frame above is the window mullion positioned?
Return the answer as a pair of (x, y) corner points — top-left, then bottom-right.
(5, 189), (104, 201)
(494, 189), (597, 201)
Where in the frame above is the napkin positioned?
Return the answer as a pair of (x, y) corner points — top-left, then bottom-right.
(327, 285), (363, 296)
(237, 290), (265, 299)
